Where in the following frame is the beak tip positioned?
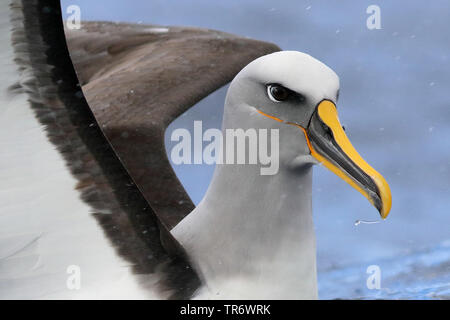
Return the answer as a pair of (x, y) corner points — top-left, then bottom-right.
(379, 200), (392, 220)
(379, 185), (392, 220)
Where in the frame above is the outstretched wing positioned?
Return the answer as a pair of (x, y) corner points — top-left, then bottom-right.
(65, 21), (280, 230)
(4, 0), (279, 299)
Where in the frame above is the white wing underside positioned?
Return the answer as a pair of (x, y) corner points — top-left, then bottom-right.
(0, 3), (162, 300)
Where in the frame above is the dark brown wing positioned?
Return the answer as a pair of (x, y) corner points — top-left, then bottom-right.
(11, 0), (197, 298)
(65, 21), (280, 230)
(11, 0), (279, 298)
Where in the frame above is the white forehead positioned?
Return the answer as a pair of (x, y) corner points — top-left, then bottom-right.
(238, 51), (340, 102)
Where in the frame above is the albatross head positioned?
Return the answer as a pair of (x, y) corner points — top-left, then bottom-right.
(225, 50), (392, 218)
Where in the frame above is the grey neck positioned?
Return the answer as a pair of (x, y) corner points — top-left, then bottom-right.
(172, 121), (318, 298)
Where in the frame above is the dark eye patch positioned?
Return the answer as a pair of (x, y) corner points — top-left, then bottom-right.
(269, 84), (289, 101)
(267, 83), (306, 103)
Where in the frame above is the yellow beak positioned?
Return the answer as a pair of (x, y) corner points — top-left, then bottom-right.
(306, 100), (392, 218)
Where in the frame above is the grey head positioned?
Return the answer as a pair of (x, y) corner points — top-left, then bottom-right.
(222, 50), (391, 218)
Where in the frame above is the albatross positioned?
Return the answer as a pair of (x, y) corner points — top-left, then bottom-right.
(172, 51), (392, 299)
(1, 0), (391, 299)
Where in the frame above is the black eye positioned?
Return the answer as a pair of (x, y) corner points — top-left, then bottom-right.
(267, 84), (290, 102)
